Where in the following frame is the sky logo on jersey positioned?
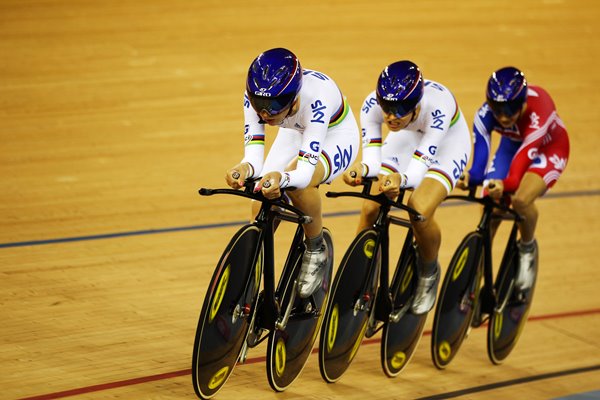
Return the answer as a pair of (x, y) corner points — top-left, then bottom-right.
(425, 81), (445, 92)
(303, 70), (329, 81)
(362, 96), (378, 114)
(332, 145), (353, 175)
(311, 100), (327, 124)
(430, 109), (446, 131)
(452, 153), (469, 179)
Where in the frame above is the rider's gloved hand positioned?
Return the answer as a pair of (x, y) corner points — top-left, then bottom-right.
(225, 163), (251, 189)
(342, 162), (366, 186)
(486, 179), (504, 200)
(380, 173), (406, 199)
(456, 171), (470, 190)
(256, 171), (282, 199)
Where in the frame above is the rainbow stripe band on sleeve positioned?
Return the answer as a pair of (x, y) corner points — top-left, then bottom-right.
(246, 134), (265, 145)
(381, 162), (398, 175)
(449, 96), (461, 128)
(366, 138), (382, 147)
(412, 150), (425, 162)
(426, 168), (454, 193)
(328, 96), (349, 128)
(320, 151), (332, 182)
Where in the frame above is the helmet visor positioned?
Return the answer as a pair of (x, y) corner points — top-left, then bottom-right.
(248, 92), (296, 116)
(487, 99), (523, 118)
(377, 94), (419, 118)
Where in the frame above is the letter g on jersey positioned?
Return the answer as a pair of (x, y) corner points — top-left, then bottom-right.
(527, 147), (539, 160)
(310, 141), (320, 152)
(429, 145), (437, 155)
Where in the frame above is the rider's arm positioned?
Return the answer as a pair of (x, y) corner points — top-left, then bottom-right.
(486, 136), (520, 182)
(401, 93), (457, 188)
(241, 92), (266, 178)
(279, 93), (337, 189)
(359, 91), (384, 178)
(502, 89), (557, 192)
(468, 103), (495, 186)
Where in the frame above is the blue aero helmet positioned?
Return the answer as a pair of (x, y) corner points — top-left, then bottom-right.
(246, 48), (302, 116)
(486, 66), (528, 117)
(376, 60), (424, 118)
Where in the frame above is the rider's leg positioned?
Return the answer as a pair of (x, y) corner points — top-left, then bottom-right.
(512, 172), (546, 243)
(407, 178), (447, 314)
(287, 162), (329, 298)
(408, 178), (447, 265)
(286, 161), (326, 239)
(511, 172), (546, 290)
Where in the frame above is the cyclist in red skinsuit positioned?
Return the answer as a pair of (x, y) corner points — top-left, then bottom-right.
(459, 66), (569, 291)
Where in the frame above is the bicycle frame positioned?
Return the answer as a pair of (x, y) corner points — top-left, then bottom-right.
(326, 179), (421, 325)
(444, 188), (522, 317)
(199, 185), (310, 334)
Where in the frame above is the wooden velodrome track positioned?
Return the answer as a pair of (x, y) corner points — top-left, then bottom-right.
(1, 1), (599, 399)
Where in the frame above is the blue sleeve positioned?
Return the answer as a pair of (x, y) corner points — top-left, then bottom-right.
(468, 103), (495, 185)
(486, 136), (520, 180)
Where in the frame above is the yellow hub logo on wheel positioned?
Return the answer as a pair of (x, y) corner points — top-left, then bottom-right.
(363, 239), (375, 259)
(327, 304), (339, 352)
(438, 340), (451, 362)
(210, 265), (230, 323)
(452, 248), (469, 281)
(208, 366), (229, 390)
(494, 313), (503, 340)
(275, 338), (287, 377)
(390, 351), (407, 370)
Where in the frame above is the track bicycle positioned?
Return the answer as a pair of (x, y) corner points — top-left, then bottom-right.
(431, 186), (538, 368)
(319, 178), (427, 382)
(191, 180), (333, 398)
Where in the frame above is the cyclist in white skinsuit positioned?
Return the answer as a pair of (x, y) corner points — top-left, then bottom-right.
(226, 48), (359, 298)
(242, 70), (357, 190)
(344, 61), (471, 315)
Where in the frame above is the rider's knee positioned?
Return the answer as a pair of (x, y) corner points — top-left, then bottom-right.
(511, 194), (535, 213)
(407, 196), (433, 224)
(362, 200), (379, 220)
